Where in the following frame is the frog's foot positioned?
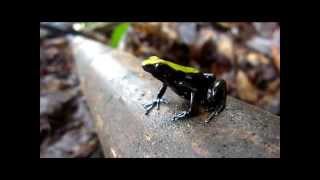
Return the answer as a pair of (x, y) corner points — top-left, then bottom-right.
(205, 111), (218, 123)
(143, 98), (168, 115)
(172, 111), (191, 121)
(205, 104), (225, 123)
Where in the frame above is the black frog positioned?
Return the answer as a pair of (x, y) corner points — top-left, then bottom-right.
(142, 56), (227, 123)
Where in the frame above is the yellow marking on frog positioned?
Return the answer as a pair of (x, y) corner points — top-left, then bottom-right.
(142, 56), (200, 74)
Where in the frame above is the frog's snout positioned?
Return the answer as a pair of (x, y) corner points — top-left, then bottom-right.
(142, 64), (153, 73)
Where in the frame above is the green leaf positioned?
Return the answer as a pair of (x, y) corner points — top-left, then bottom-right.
(110, 23), (130, 48)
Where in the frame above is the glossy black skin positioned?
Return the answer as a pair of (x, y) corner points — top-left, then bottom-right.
(143, 63), (227, 123)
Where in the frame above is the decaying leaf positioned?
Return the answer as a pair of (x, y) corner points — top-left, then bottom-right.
(217, 34), (234, 60)
(236, 71), (259, 103)
(272, 46), (280, 72)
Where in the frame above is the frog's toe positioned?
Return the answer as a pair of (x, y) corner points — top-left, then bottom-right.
(155, 98), (168, 110)
(156, 99), (161, 110)
(205, 111), (218, 123)
(172, 111), (190, 121)
(159, 98), (168, 104)
(144, 98), (168, 114)
(143, 101), (156, 115)
(143, 102), (154, 109)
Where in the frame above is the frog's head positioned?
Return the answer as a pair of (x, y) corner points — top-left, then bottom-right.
(142, 56), (200, 81)
(142, 56), (166, 75)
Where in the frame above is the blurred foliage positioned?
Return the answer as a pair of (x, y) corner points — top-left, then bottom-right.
(110, 23), (130, 48)
(40, 36), (104, 158)
(124, 22), (280, 115)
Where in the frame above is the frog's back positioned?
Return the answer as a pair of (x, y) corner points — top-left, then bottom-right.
(143, 56), (200, 74)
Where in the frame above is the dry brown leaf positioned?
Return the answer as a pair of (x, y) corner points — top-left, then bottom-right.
(162, 23), (178, 40)
(267, 79), (280, 93)
(236, 70), (259, 102)
(217, 35), (234, 60)
(272, 46), (280, 72)
(246, 52), (269, 66)
(194, 27), (216, 47)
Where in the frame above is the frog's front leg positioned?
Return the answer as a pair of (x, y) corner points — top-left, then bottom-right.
(172, 91), (197, 121)
(144, 84), (168, 115)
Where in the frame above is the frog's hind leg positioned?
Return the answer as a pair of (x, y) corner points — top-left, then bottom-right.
(172, 91), (199, 121)
(205, 79), (227, 123)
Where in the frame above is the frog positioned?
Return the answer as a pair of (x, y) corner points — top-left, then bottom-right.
(142, 56), (227, 123)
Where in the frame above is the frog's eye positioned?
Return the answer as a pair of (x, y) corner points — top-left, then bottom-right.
(155, 63), (159, 68)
